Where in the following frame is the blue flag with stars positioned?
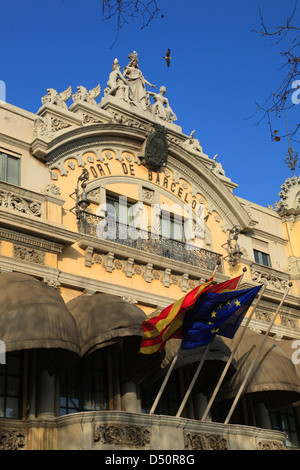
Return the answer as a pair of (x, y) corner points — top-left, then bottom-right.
(181, 285), (262, 350)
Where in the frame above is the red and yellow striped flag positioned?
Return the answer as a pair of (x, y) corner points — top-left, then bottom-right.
(139, 276), (241, 354)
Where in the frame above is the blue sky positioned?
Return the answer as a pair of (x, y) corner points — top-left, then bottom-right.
(1, 0), (299, 207)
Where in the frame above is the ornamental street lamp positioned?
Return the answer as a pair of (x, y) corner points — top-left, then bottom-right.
(222, 225), (243, 267)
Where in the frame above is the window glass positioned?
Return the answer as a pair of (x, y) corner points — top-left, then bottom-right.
(253, 249), (271, 267)
(0, 352), (22, 419)
(270, 406), (300, 448)
(161, 211), (185, 242)
(59, 349), (109, 416)
(0, 152), (20, 185)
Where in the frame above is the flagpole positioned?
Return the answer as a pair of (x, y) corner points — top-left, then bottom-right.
(200, 278), (268, 422)
(149, 261), (221, 416)
(149, 345), (180, 415)
(176, 338), (215, 418)
(224, 281), (292, 425)
(175, 266), (247, 419)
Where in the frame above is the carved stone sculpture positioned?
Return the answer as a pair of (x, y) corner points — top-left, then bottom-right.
(183, 130), (203, 152)
(211, 154), (226, 177)
(123, 51), (155, 111)
(148, 86), (177, 123)
(41, 86), (72, 109)
(104, 59), (131, 102)
(274, 175), (300, 212)
(72, 84), (101, 105)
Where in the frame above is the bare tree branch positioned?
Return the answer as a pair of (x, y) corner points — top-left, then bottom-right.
(102, 0), (162, 46)
(252, 1), (300, 156)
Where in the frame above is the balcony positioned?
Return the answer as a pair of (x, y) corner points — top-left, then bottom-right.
(80, 213), (223, 273)
(0, 412), (286, 450)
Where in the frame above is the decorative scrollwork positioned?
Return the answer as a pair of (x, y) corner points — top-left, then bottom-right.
(257, 440), (284, 450)
(93, 424), (151, 448)
(184, 432), (227, 450)
(0, 189), (42, 217)
(0, 430), (26, 450)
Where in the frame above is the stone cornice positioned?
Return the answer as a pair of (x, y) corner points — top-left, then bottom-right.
(0, 227), (65, 254)
(0, 133), (32, 152)
(250, 228), (288, 245)
(0, 210), (79, 246)
(42, 124), (147, 164)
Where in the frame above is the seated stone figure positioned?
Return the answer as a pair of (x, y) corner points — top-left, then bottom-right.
(148, 86), (177, 123)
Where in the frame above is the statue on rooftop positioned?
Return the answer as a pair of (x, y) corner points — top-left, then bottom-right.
(104, 58), (131, 102)
(41, 86), (72, 109)
(183, 130), (203, 152)
(148, 86), (177, 123)
(123, 51), (156, 111)
(72, 84), (101, 105)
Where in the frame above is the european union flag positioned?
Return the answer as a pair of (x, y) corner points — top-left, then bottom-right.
(181, 285), (262, 350)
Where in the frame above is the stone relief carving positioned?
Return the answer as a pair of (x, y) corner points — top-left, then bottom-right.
(251, 267), (289, 291)
(72, 84), (101, 105)
(51, 117), (71, 132)
(257, 440), (284, 450)
(111, 110), (150, 131)
(13, 245), (45, 265)
(41, 183), (62, 198)
(142, 187), (155, 204)
(82, 114), (103, 124)
(184, 432), (228, 450)
(255, 309), (273, 323)
(280, 313), (299, 330)
(93, 424), (151, 448)
(41, 86), (72, 109)
(0, 430), (26, 450)
(0, 190), (42, 217)
(33, 116), (49, 139)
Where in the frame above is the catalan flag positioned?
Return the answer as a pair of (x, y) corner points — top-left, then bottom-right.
(181, 284), (262, 350)
(139, 276), (242, 354)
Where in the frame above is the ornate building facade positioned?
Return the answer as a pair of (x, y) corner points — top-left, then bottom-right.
(0, 51), (300, 451)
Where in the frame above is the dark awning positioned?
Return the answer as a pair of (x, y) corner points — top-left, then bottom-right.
(134, 336), (236, 394)
(220, 327), (300, 407)
(0, 272), (80, 356)
(66, 292), (147, 356)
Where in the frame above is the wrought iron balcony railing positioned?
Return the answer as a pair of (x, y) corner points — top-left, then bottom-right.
(80, 213), (223, 272)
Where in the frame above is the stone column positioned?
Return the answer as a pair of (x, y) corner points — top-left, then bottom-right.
(255, 402), (272, 429)
(193, 393), (211, 420)
(36, 369), (55, 418)
(27, 350), (37, 419)
(121, 381), (139, 413)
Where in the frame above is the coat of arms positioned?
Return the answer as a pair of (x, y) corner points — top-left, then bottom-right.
(143, 124), (168, 171)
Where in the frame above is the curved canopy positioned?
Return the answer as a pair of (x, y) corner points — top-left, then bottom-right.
(220, 328), (300, 407)
(0, 272), (80, 355)
(134, 336), (236, 393)
(66, 292), (147, 356)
